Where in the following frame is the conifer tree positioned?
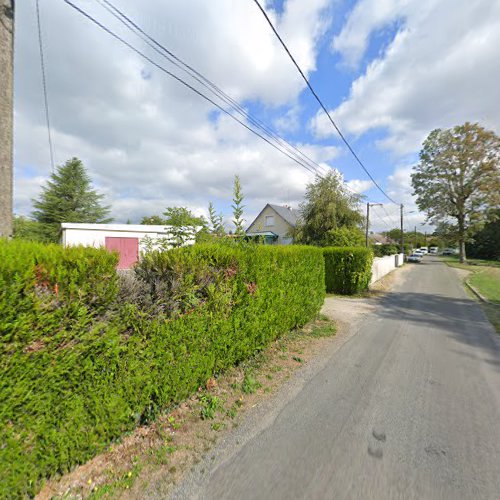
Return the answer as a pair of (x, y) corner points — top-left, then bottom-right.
(32, 157), (112, 242)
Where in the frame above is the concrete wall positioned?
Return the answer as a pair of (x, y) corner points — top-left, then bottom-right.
(0, 1), (14, 237)
(61, 223), (195, 254)
(247, 205), (293, 244)
(370, 254), (404, 285)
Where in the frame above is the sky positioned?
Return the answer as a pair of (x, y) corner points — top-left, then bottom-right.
(13, 0), (500, 233)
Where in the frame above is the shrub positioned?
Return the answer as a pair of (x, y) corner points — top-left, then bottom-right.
(372, 244), (399, 257)
(323, 247), (373, 294)
(324, 227), (365, 247)
(0, 242), (324, 497)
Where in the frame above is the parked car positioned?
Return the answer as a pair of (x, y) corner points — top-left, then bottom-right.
(419, 247), (428, 254)
(407, 253), (423, 263)
(442, 248), (458, 256)
(429, 247), (438, 254)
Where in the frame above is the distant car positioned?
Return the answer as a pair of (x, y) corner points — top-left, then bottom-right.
(429, 247), (438, 254)
(414, 249), (425, 256)
(442, 248), (457, 256)
(419, 247), (428, 254)
(407, 253), (422, 263)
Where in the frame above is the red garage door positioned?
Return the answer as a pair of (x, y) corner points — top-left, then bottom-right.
(105, 237), (139, 269)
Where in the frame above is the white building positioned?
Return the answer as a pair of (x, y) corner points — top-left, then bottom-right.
(61, 223), (195, 269)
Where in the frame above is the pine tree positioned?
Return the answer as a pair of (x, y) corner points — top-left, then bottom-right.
(32, 157), (112, 242)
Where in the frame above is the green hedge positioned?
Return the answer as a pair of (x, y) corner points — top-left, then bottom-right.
(372, 244), (399, 257)
(323, 247), (373, 294)
(0, 241), (324, 497)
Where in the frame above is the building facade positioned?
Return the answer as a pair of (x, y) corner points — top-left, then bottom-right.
(246, 204), (300, 244)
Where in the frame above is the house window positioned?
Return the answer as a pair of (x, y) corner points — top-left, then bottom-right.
(265, 215), (275, 227)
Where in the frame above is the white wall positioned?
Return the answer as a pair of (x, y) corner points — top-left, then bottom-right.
(370, 254), (405, 285)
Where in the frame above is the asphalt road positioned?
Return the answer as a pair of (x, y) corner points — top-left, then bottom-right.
(172, 257), (500, 499)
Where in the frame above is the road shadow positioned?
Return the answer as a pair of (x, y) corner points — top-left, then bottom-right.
(374, 290), (500, 371)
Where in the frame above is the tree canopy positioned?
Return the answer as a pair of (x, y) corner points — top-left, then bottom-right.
(295, 171), (364, 246)
(32, 157), (112, 242)
(411, 123), (500, 262)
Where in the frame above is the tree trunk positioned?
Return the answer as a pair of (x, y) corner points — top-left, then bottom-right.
(459, 238), (466, 264)
(458, 213), (467, 264)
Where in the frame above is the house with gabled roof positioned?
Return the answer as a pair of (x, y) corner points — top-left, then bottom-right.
(246, 203), (300, 245)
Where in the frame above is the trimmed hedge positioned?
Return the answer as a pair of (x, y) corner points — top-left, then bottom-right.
(0, 241), (324, 497)
(323, 247), (373, 294)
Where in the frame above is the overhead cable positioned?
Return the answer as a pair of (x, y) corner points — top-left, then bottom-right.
(36, 0), (55, 172)
(251, 0), (399, 205)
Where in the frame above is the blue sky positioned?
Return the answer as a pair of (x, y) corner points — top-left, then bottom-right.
(13, 0), (500, 232)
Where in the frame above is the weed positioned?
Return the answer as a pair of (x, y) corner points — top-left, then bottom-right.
(199, 395), (221, 420)
(211, 422), (226, 431)
(241, 373), (261, 394)
(292, 356), (303, 363)
(167, 416), (181, 430)
(89, 464), (142, 499)
(226, 406), (238, 419)
(309, 322), (336, 338)
(151, 445), (177, 465)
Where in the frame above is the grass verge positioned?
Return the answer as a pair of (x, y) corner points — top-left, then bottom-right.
(441, 256), (500, 333)
(37, 316), (336, 499)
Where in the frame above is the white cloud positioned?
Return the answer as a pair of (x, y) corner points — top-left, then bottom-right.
(314, 0), (500, 155)
(345, 179), (372, 194)
(13, 0), (332, 222)
(384, 165), (433, 232)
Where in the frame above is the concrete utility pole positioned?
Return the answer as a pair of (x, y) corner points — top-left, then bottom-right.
(365, 203), (382, 247)
(400, 204), (404, 254)
(0, 0), (14, 238)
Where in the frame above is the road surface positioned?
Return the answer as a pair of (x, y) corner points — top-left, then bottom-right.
(171, 257), (500, 499)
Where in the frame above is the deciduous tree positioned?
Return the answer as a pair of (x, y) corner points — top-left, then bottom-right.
(411, 123), (500, 263)
(295, 171), (364, 246)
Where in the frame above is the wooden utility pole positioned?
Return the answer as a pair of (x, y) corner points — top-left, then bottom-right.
(0, 0), (14, 238)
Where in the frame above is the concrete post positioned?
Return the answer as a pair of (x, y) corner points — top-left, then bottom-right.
(0, 0), (14, 238)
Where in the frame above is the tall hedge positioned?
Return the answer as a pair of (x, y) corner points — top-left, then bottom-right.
(0, 241), (324, 497)
(323, 247), (373, 294)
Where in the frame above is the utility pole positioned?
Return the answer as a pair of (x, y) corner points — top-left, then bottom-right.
(400, 204), (404, 254)
(414, 226), (417, 248)
(366, 203), (382, 248)
(0, 0), (14, 238)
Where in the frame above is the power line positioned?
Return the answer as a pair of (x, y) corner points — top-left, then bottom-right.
(380, 204), (400, 228)
(35, 0), (55, 172)
(251, 0), (398, 205)
(95, 0), (330, 179)
(63, 0), (382, 207)
(62, 0), (326, 179)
